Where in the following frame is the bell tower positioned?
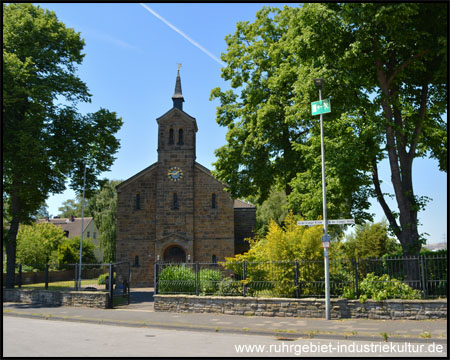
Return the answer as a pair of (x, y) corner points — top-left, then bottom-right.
(155, 68), (198, 261)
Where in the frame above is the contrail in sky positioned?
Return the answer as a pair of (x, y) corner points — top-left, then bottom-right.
(139, 3), (226, 67)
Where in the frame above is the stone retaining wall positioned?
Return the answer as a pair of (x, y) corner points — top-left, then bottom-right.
(154, 295), (447, 320)
(3, 288), (108, 308)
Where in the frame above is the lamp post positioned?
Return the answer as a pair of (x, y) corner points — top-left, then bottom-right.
(313, 78), (331, 320)
(78, 163), (86, 289)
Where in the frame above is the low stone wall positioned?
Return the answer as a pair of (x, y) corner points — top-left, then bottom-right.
(154, 295), (447, 320)
(3, 288), (108, 309)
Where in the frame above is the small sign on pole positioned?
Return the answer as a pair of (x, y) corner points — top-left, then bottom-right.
(311, 98), (331, 116)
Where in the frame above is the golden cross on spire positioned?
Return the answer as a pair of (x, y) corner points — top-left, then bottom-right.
(177, 63), (182, 71)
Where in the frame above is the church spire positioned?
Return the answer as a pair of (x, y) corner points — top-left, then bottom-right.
(172, 64), (184, 110)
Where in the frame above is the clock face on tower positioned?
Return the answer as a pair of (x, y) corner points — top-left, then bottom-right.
(168, 166), (183, 182)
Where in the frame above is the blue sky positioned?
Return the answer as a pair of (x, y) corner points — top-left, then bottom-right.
(38, 3), (447, 244)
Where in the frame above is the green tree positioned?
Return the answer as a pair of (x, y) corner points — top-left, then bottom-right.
(88, 179), (122, 262)
(57, 236), (97, 269)
(57, 196), (92, 218)
(343, 221), (401, 260)
(16, 222), (66, 268)
(3, 4), (123, 288)
(211, 3), (447, 259)
(253, 187), (288, 236)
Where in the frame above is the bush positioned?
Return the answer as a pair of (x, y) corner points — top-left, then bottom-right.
(158, 265), (195, 294)
(97, 272), (115, 285)
(343, 272), (423, 302)
(199, 268), (223, 295)
(217, 277), (242, 296)
(57, 236), (98, 269)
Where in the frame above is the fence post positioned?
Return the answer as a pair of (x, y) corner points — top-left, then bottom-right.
(154, 261), (158, 295)
(195, 262), (199, 296)
(127, 262), (131, 305)
(353, 258), (359, 299)
(420, 256), (427, 298)
(45, 264), (49, 290)
(108, 263), (114, 308)
(295, 261), (299, 298)
(18, 264), (22, 289)
(242, 262), (246, 297)
(74, 264), (78, 290)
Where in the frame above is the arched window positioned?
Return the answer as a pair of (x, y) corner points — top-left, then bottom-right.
(178, 128), (184, 145)
(134, 256), (139, 267)
(135, 193), (141, 210)
(172, 193), (179, 210)
(212, 255), (217, 264)
(211, 193), (217, 209)
(169, 128), (174, 145)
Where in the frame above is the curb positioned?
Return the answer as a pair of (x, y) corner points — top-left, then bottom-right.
(3, 310), (447, 345)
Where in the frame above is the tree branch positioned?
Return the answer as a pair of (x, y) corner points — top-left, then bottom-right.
(387, 49), (430, 87)
(371, 157), (401, 238)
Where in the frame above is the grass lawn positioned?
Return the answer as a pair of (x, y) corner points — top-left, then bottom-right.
(18, 279), (104, 291)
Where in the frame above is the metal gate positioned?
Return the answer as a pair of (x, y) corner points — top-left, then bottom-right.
(108, 261), (131, 308)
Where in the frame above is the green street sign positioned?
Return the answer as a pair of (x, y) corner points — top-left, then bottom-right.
(311, 98), (331, 116)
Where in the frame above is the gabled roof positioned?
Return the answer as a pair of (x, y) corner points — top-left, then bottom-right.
(116, 162), (158, 191)
(194, 162), (230, 188)
(233, 199), (256, 209)
(35, 217), (94, 237)
(156, 107), (198, 132)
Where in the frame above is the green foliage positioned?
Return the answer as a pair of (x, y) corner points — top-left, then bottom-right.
(16, 222), (66, 269)
(158, 266), (196, 294)
(97, 272), (115, 285)
(88, 180), (122, 262)
(58, 196), (92, 218)
(224, 212), (341, 297)
(56, 236), (98, 269)
(217, 277), (242, 296)
(357, 273), (423, 302)
(254, 188), (288, 236)
(199, 268), (223, 295)
(343, 273), (423, 302)
(211, 3), (447, 256)
(343, 221), (401, 259)
(3, 3), (122, 288)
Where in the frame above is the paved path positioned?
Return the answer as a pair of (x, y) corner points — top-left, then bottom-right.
(3, 298), (446, 344)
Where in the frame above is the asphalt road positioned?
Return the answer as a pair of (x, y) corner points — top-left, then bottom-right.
(3, 316), (447, 357)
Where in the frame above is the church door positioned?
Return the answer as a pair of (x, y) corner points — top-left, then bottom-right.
(163, 245), (186, 263)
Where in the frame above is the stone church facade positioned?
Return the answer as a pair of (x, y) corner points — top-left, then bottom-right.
(116, 71), (255, 287)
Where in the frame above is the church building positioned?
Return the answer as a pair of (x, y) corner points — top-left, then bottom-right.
(116, 70), (256, 287)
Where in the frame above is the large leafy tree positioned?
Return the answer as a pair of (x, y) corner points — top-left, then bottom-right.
(342, 221), (400, 260)
(3, 4), (123, 288)
(16, 222), (66, 269)
(88, 180), (122, 262)
(57, 196), (93, 218)
(211, 3), (447, 260)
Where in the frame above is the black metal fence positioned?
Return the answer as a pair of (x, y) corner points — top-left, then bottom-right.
(154, 254), (447, 299)
(3, 262), (131, 308)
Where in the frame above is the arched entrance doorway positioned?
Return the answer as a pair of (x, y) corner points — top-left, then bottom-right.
(163, 245), (186, 263)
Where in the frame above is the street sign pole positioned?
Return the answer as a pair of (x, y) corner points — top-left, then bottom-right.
(318, 86), (331, 320)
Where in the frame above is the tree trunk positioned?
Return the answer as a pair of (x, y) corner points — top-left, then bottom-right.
(5, 187), (22, 288)
(5, 217), (19, 288)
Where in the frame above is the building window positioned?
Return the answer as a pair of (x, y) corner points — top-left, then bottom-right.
(212, 193), (217, 209)
(169, 128), (174, 145)
(172, 193), (179, 210)
(134, 255), (139, 267)
(178, 128), (184, 145)
(87, 231), (90, 238)
(212, 255), (217, 264)
(136, 193), (141, 210)
(93, 232), (96, 239)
